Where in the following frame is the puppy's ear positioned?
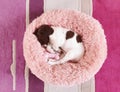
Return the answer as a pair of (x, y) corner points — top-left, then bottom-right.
(38, 24), (54, 35)
(45, 25), (54, 35)
(33, 24), (54, 37)
(33, 28), (38, 36)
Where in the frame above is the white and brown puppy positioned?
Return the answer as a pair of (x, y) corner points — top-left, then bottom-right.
(33, 25), (84, 65)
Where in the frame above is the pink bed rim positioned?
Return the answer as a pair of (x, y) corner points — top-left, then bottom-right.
(23, 9), (107, 86)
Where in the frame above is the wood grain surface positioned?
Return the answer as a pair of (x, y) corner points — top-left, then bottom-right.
(0, 0), (26, 92)
(0, 0), (44, 92)
(0, 0), (120, 92)
(93, 0), (120, 92)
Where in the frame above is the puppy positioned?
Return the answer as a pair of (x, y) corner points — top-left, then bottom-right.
(33, 24), (84, 65)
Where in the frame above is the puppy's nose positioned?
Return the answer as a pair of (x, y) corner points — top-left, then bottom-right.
(59, 47), (63, 50)
(59, 47), (65, 53)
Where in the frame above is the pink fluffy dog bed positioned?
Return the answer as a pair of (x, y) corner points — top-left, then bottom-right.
(23, 10), (107, 86)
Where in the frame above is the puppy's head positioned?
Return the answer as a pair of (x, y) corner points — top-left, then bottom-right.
(33, 24), (54, 45)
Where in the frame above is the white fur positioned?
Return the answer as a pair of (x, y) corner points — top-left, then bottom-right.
(47, 26), (84, 65)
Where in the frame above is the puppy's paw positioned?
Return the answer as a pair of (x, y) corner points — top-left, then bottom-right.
(46, 45), (55, 53)
(48, 61), (57, 65)
(48, 59), (57, 65)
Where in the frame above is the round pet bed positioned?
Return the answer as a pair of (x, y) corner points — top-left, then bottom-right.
(23, 9), (107, 86)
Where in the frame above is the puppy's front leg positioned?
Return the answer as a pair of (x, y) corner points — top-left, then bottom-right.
(46, 45), (55, 53)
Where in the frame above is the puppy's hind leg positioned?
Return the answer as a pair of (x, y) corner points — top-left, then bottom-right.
(58, 50), (77, 64)
(48, 50), (77, 65)
(48, 59), (61, 65)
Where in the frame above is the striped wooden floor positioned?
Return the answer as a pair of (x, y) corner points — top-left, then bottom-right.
(0, 0), (120, 92)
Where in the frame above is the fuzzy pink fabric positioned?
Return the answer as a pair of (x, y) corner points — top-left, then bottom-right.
(23, 10), (107, 86)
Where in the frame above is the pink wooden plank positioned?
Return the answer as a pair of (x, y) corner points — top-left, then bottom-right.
(29, 0), (44, 92)
(0, 0), (26, 92)
(93, 0), (120, 92)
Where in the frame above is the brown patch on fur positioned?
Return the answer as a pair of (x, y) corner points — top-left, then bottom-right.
(76, 35), (82, 43)
(66, 31), (74, 40)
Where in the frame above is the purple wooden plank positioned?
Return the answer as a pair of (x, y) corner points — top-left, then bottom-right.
(0, 0), (26, 92)
(30, 0), (44, 22)
(0, 28), (13, 92)
(93, 0), (120, 92)
(29, 72), (44, 92)
(29, 0), (44, 92)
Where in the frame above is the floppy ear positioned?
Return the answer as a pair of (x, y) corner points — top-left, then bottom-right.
(33, 25), (52, 45)
(43, 25), (54, 35)
(33, 28), (38, 36)
(76, 35), (82, 43)
(33, 25), (48, 36)
(35, 24), (54, 35)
